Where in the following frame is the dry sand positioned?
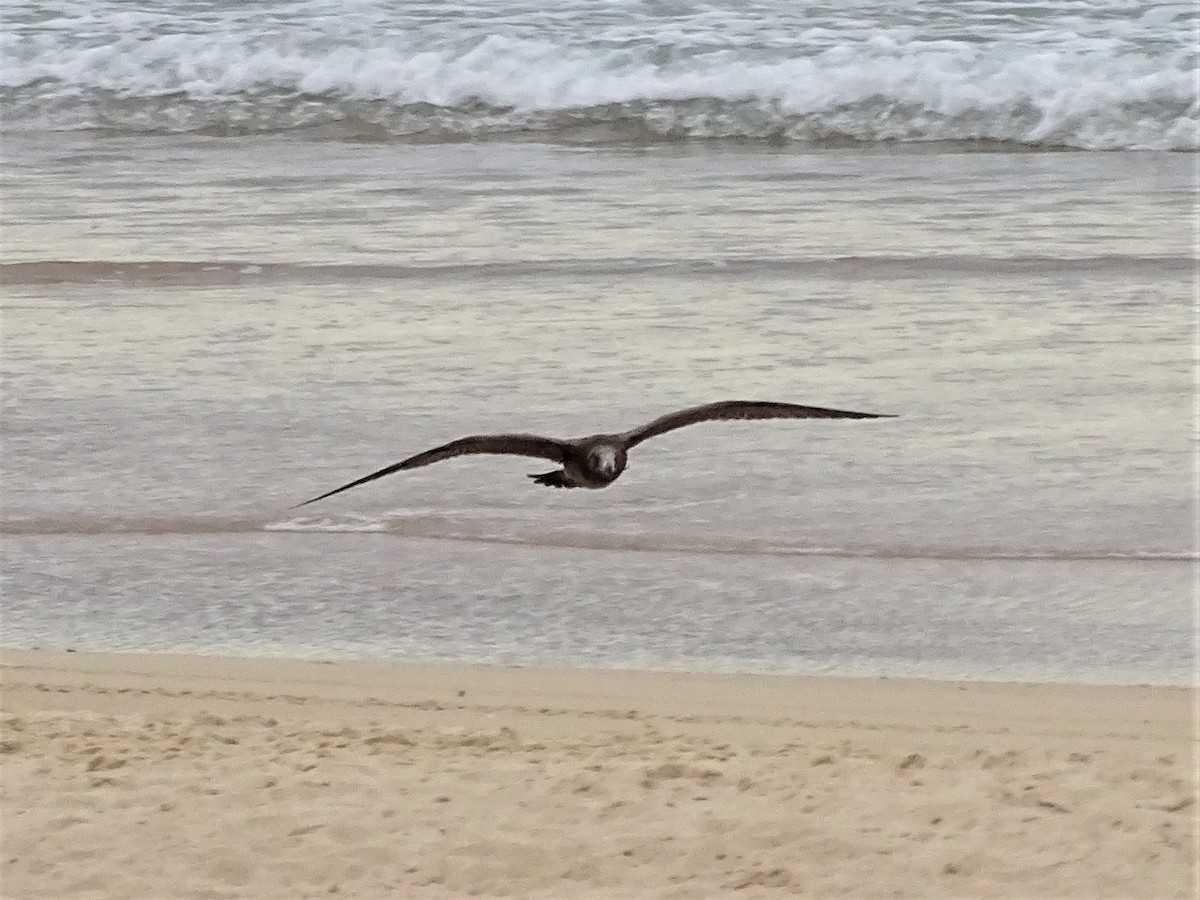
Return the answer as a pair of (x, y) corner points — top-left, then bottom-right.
(1, 650), (1195, 899)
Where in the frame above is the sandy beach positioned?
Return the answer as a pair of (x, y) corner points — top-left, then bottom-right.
(0, 650), (1194, 899)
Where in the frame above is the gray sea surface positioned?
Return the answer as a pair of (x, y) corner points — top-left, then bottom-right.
(1, 132), (1196, 683)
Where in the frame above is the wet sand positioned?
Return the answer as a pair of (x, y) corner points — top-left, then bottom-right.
(1, 649), (1194, 898)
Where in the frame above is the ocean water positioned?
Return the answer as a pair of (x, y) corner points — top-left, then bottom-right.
(3, 0), (1197, 150)
(1, 0), (1196, 683)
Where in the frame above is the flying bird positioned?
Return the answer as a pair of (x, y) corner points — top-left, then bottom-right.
(293, 399), (893, 507)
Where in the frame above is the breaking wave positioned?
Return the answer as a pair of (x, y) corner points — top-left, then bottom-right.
(2, 0), (1196, 150)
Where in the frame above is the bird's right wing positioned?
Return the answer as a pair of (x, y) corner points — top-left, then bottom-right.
(293, 434), (570, 508)
(621, 400), (894, 449)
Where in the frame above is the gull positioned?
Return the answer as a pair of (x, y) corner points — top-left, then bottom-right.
(293, 399), (893, 507)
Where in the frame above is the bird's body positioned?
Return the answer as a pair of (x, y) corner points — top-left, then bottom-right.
(529, 436), (628, 489)
(294, 400), (892, 507)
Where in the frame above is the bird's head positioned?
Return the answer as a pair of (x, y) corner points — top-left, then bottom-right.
(587, 443), (626, 479)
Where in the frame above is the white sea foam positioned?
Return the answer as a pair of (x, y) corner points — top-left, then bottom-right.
(1, 0), (1195, 149)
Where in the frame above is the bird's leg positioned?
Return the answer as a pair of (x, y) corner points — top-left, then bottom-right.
(529, 470), (572, 488)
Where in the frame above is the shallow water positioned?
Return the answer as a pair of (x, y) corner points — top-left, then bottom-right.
(2, 129), (1194, 683)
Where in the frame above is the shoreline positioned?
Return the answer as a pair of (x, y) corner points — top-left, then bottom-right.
(3, 649), (1195, 898)
(0, 648), (1192, 733)
(2, 642), (1191, 691)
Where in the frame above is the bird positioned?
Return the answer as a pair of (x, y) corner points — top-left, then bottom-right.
(293, 399), (893, 508)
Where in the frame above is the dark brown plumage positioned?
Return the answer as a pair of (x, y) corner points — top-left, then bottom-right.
(293, 399), (893, 507)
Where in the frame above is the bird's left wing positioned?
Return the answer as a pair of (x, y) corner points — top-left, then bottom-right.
(621, 400), (894, 449)
(293, 434), (570, 508)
